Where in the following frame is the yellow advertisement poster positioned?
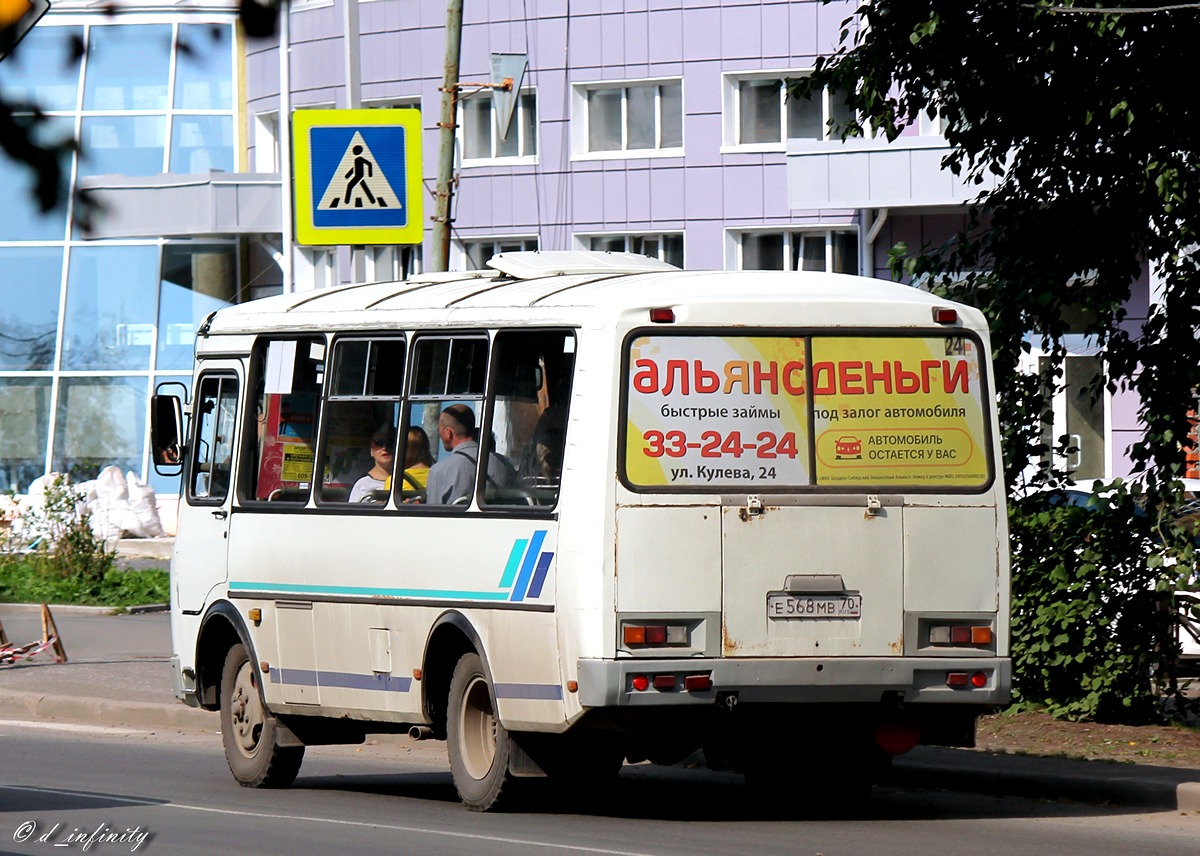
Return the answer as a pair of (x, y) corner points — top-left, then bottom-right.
(625, 336), (810, 488)
(810, 336), (989, 486)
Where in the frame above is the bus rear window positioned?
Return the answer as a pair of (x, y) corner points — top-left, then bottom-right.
(622, 333), (991, 491)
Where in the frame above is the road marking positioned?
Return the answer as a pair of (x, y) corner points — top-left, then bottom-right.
(3, 785), (655, 856)
(0, 720), (138, 735)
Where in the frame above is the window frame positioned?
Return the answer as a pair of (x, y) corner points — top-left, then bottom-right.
(457, 87), (538, 165)
(577, 232), (684, 268)
(722, 70), (857, 152)
(730, 228), (861, 275)
(186, 371), (239, 506)
(572, 77), (684, 160)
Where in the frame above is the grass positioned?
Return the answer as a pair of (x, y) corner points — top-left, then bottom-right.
(0, 559), (169, 608)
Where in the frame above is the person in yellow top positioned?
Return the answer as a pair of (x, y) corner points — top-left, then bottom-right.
(399, 425), (434, 495)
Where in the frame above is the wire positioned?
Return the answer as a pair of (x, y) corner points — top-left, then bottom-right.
(1026, 2), (1200, 13)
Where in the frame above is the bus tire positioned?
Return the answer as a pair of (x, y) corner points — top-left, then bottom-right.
(447, 652), (514, 811)
(219, 642), (304, 788)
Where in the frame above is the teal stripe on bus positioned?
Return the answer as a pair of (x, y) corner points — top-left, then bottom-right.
(228, 581), (511, 600)
(498, 539), (527, 590)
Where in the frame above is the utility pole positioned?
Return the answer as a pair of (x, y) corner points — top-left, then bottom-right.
(431, 0), (463, 272)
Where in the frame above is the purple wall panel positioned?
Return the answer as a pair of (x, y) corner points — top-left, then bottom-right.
(603, 167), (627, 225)
(647, 9), (684, 64)
(761, 3), (791, 62)
(721, 5), (762, 61)
(601, 12), (625, 70)
(762, 161), (790, 217)
(683, 59), (721, 115)
(682, 7), (721, 62)
(684, 113), (723, 167)
(572, 169), (604, 227)
(722, 163), (764, 220)
(626, 167), (652, 224)
(625, 10), (650, 67)
(650, 167), (686, 222)
(531, 17), (569, 73)
(684, 164), (723, 220)
(568, 14), (603, 69)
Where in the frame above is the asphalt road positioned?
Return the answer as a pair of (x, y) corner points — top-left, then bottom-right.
(0, 721), (1197, 856)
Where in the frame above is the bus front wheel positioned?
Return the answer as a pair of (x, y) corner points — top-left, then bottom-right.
(219, 642), (304, 788)
(447, 652), (515, 811)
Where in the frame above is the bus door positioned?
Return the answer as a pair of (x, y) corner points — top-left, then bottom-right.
(176, 364), (241, 613)
(721, 495), (904, 658)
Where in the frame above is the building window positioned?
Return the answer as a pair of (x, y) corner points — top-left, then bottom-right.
(460, 90), (537, 161)
(0, 18), (238, 494)
(53, 376), (147, 482)
(62, 245), (160, 370)
(577, 80), (683, 155)
(157, 244), (237, 371)
(367, 245), (422, 282)
(737, 230), (859, 274)
(456, 237), (538, 271)
(0, 377), (51, 492)
(0, 248), (63, 371)
(583, 233), (683, 268)
(726, 73), (857, 149)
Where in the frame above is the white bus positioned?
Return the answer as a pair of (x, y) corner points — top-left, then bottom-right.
(152, 251), (1011, 811)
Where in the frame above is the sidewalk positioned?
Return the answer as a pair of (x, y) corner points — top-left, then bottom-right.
(3, 605), (1200, 811)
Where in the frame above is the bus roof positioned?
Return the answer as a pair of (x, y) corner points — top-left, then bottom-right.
(200, 252), (987, 338)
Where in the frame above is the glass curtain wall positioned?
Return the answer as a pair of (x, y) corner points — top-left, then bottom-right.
(0, 17), (238, 494)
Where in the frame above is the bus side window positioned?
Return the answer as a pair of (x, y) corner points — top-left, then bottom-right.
(404, 335), (488, 508)
(189, 373), (239, 502)
(246, 336), (325, 503)
(317, 337), (405, 505)
(483, 330), (576, 508)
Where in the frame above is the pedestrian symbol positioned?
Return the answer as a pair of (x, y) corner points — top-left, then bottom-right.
(293, 108), (424, 246)
(320, 136), (399, 211)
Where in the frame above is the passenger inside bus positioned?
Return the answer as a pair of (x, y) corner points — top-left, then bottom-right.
(348, 427), (395, 503)
(399, 425), (434, 497)
(426, 405), (513, 505)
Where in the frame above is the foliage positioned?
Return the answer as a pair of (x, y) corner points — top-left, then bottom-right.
(801, 1), (1200, 495)
(802, 1), (1200, 722)
(1008, 484), (1197, 723)
(0, 475), (166, 608)
(0, 561), (169, 608)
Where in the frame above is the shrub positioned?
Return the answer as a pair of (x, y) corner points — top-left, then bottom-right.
(1009, 481), (1197, 723)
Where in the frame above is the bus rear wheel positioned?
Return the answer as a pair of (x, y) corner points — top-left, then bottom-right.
(219, 642), (304, 788)
(447, 652), (515, 811)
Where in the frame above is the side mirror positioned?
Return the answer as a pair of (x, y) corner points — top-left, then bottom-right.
(151, 386), (186, 473)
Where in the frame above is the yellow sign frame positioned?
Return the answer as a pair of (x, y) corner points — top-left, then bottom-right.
(292, 108), (423, 246)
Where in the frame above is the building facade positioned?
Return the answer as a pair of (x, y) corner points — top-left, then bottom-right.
(0, 0), (1142, 501)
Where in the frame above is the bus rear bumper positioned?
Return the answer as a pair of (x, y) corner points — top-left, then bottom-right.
(576, 657), (1012, 708)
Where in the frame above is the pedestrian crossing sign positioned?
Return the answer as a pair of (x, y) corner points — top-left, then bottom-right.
(292, 109), (423, 246)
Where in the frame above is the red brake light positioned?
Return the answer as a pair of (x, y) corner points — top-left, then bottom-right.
(652, 674), (676, 690)
(946, 672), (969, 687)
(649, 307), (675, 323)
(631, 674), (650, 692)
(684, 674), (712, 692)
(971, 672), (988, 688)
(933, 307), (958, 324)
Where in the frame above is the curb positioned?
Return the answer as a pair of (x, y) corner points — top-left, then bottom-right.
(893, 747), (1199, 811)
(0, 689), (217, 731)
(0, 602), (168, 616)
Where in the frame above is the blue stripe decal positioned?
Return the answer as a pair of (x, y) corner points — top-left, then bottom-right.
(509, 530), (547, 602)
(229, 581), (510, 600)
(498, 539), (527, 590)
(526, 551), (554, 600)
(269, 667), (412, 693)
(494, 682), (563, 701)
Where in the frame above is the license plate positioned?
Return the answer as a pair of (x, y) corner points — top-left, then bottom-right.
(767, 594), (862, 619)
